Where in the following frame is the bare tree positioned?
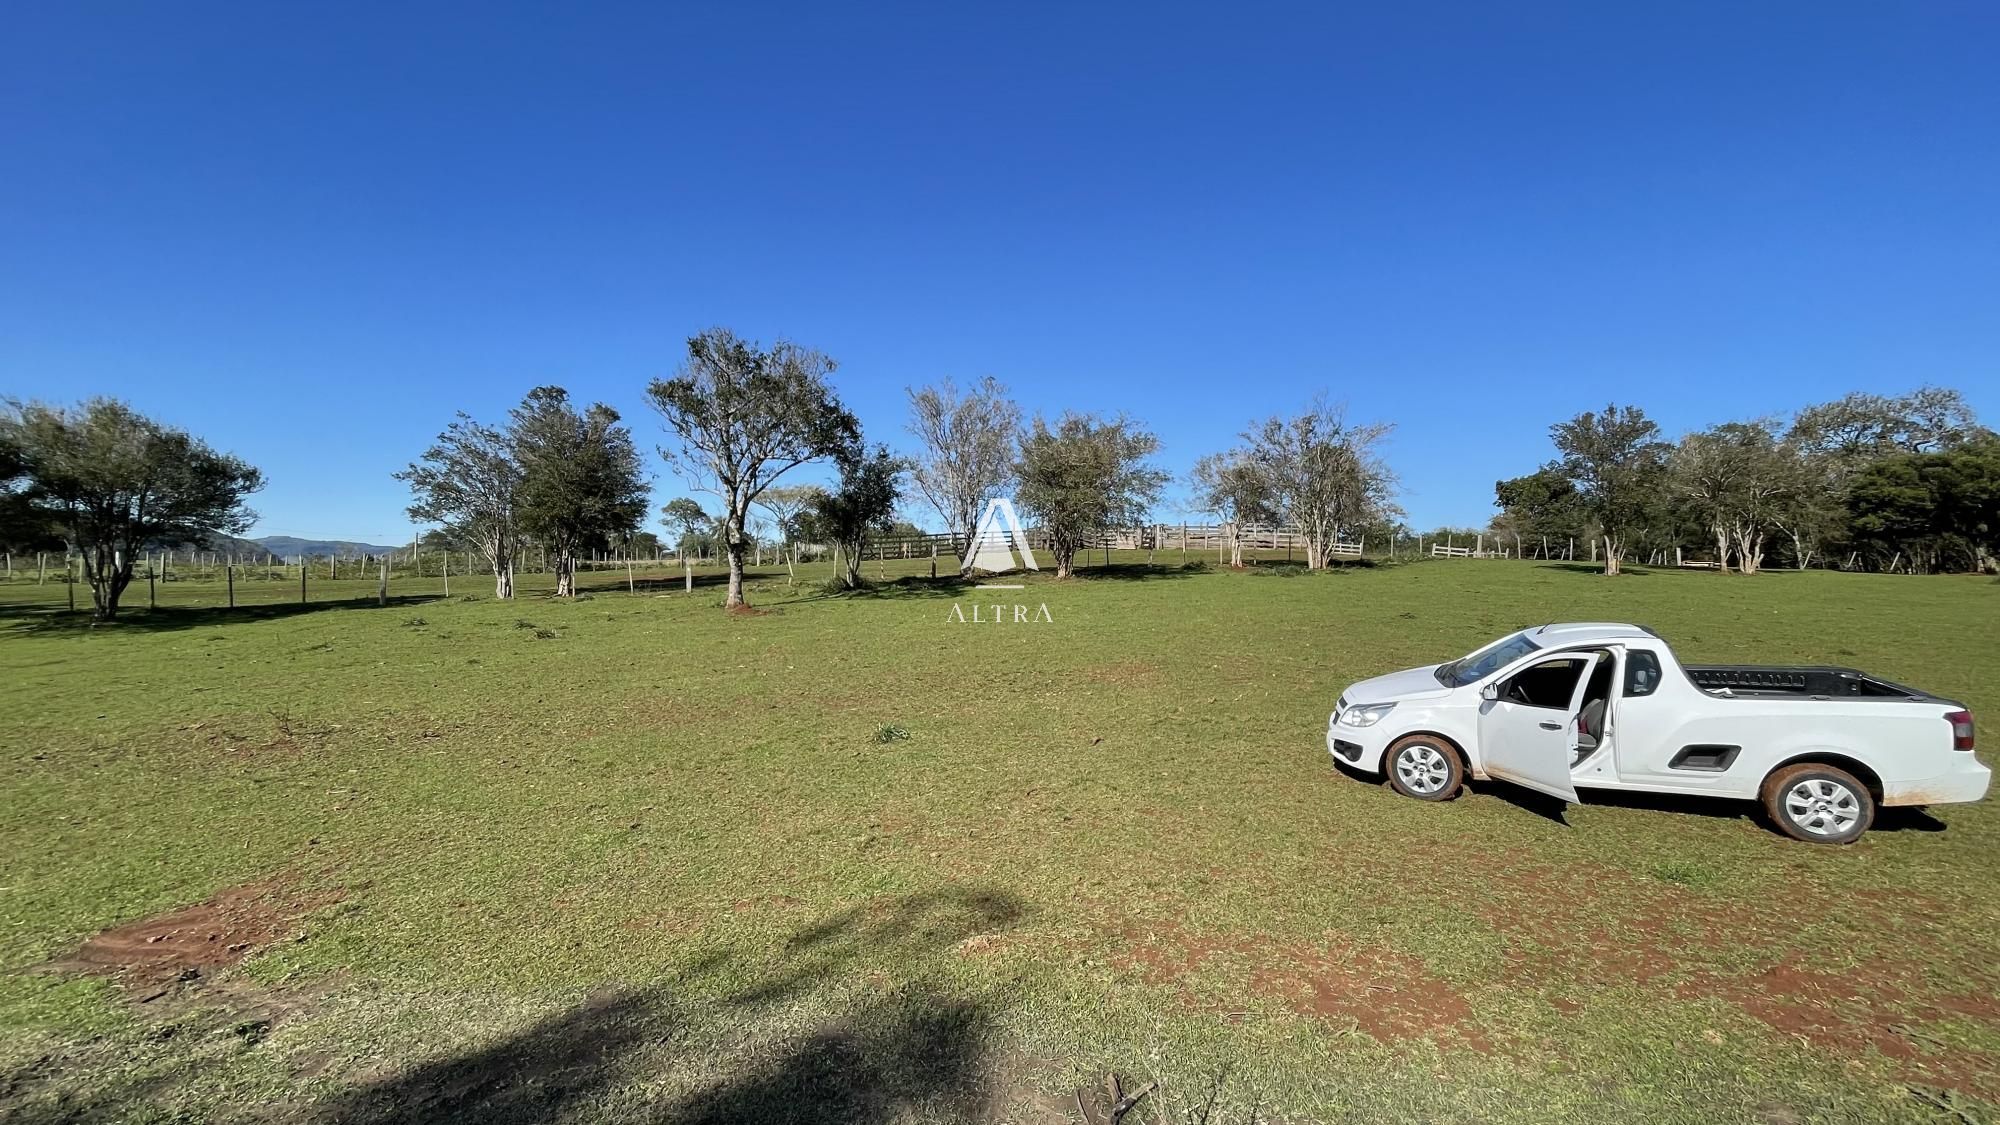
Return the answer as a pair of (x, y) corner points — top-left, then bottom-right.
(757, 484), (822, 584)
(906, 376), (1020, 575)
(399, 413), (521, 598)
(1242, 400), (1396, 570)
(1670, 429), (1746, 572)
(647, 329), (858, 608)
(1189, 450), (1275, 566)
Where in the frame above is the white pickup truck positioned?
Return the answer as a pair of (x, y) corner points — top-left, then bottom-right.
(1326, 623), (1987, 843)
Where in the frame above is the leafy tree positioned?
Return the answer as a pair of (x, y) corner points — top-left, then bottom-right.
(1783, 387), (1988, 569)
(1847, 440), (2000, 573)
(1190, 450), (1276, 566)
(1, 398), (263, 619)
(1243, 400), (1397, 570)
(647, 329), (859, 608)
(1015, 413), (1167, 579)
(660, 497), (713, 557)
(1493, 468), (1587, 554)
(810, 445), (903, 589)
(1550, 404), (1670, 576)
(0, 428), (62, 553)
(399, 412), (523, 598)
(906, 376), (1022, 576)
(510, 387), (649, 596)
(1790, 386), (1984, 469)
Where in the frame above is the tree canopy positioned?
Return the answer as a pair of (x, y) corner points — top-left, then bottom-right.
(648, 329), (858, 607)
(1550, 404), (1671, 575)
(1015, 413), (1166, 579)
(510, 386), (649, 596)
(1, 398), (263, 619)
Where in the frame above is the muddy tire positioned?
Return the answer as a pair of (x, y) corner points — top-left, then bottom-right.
(1385, 734), (1464, 802)
(1761, 763), (1874, 844)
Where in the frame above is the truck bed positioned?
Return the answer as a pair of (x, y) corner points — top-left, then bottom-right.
(1683, 665), (1931, 700)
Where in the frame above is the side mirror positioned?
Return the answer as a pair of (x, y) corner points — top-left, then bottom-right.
(1480, 683), (1500, 702)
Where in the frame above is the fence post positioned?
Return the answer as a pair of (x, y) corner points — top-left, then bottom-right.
(443, 549), (450, 597)
(378, 560), (387, 606)
(684, 557), (692, 592)
(930, 543), (937, 579)
(301, 560), (307, 604)
(67, 553), (75, 612)
(149, 558), (156, 609)
(227, 564), (235, 608)
(38, 552), (45, 585)
(626, 553), (634, 594)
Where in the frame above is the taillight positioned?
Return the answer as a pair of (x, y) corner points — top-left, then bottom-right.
(1946, 710), (1975, 751)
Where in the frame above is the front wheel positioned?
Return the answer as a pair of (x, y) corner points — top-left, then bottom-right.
(1761, 763), (1874, 844)
(1385, 735), (1464, 802)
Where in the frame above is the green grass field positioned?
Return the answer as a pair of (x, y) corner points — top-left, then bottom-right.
(2, 558), (1997, 1123)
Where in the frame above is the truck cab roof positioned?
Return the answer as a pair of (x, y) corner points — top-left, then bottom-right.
(1528, 622), (1658, 647)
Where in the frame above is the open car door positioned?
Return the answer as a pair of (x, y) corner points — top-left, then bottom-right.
(1477, 655), (1585, 802)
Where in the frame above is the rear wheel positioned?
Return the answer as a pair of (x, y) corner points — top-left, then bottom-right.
(1386, 735), (1464, 802)
(1761, 763), (1874, 844)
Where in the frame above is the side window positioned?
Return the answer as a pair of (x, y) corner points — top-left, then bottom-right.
(1504, 658), (1587, 709)
(1624, 651), (1663, 697)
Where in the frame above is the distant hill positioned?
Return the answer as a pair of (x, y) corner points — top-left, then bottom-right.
(251, 535), (404, 558)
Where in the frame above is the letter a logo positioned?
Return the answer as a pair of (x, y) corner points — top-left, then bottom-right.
(966, 498), (1039, 574)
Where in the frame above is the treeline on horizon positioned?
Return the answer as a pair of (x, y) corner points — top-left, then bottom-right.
(3, 328), (1994, 618)
(1490, 386), (1995, 577)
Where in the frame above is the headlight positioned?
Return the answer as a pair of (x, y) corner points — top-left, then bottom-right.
(1339, 702), (1397, 728)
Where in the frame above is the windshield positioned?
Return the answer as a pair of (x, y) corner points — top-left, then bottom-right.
(1435, 631), (1543, 688)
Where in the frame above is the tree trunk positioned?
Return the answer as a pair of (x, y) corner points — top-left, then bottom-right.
(842, 539), (864, 588)
(1713, 523), (1731, 574)
(1052, 542), (1075, 579)
(81, 543), (134, 620)
(554, 554), (576, 596)
(724, 511), (748, 607)
(1602, 535), (1621, 576)
(490, 539), (514, 598)
(957, 517), (978, 577)
(1735, 527), (1765, 575)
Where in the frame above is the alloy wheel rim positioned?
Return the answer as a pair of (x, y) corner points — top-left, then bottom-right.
(1783, 778), (1861, 836)
(1396, 745), (1450, 794)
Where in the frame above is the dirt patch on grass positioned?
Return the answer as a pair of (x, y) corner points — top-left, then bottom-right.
(1441, 849), (2000, 1099)
(42, 878), (341, 993)
(1113, 924), (1489, 1050)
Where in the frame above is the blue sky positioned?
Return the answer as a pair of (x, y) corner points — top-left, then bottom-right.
(3, 3), (1995, 543)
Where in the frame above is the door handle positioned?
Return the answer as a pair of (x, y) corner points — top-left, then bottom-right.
(1538, 721), (1562, 730)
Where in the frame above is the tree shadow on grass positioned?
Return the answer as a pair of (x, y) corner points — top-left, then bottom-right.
(621, 569), (787, 595)
(1073, 561), (1205, 582)
(0, 595), (447, 636)
(782, 575), (970, 602)
(1534, 562), (1651, 577)
(311, 885), (1027, 1125)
